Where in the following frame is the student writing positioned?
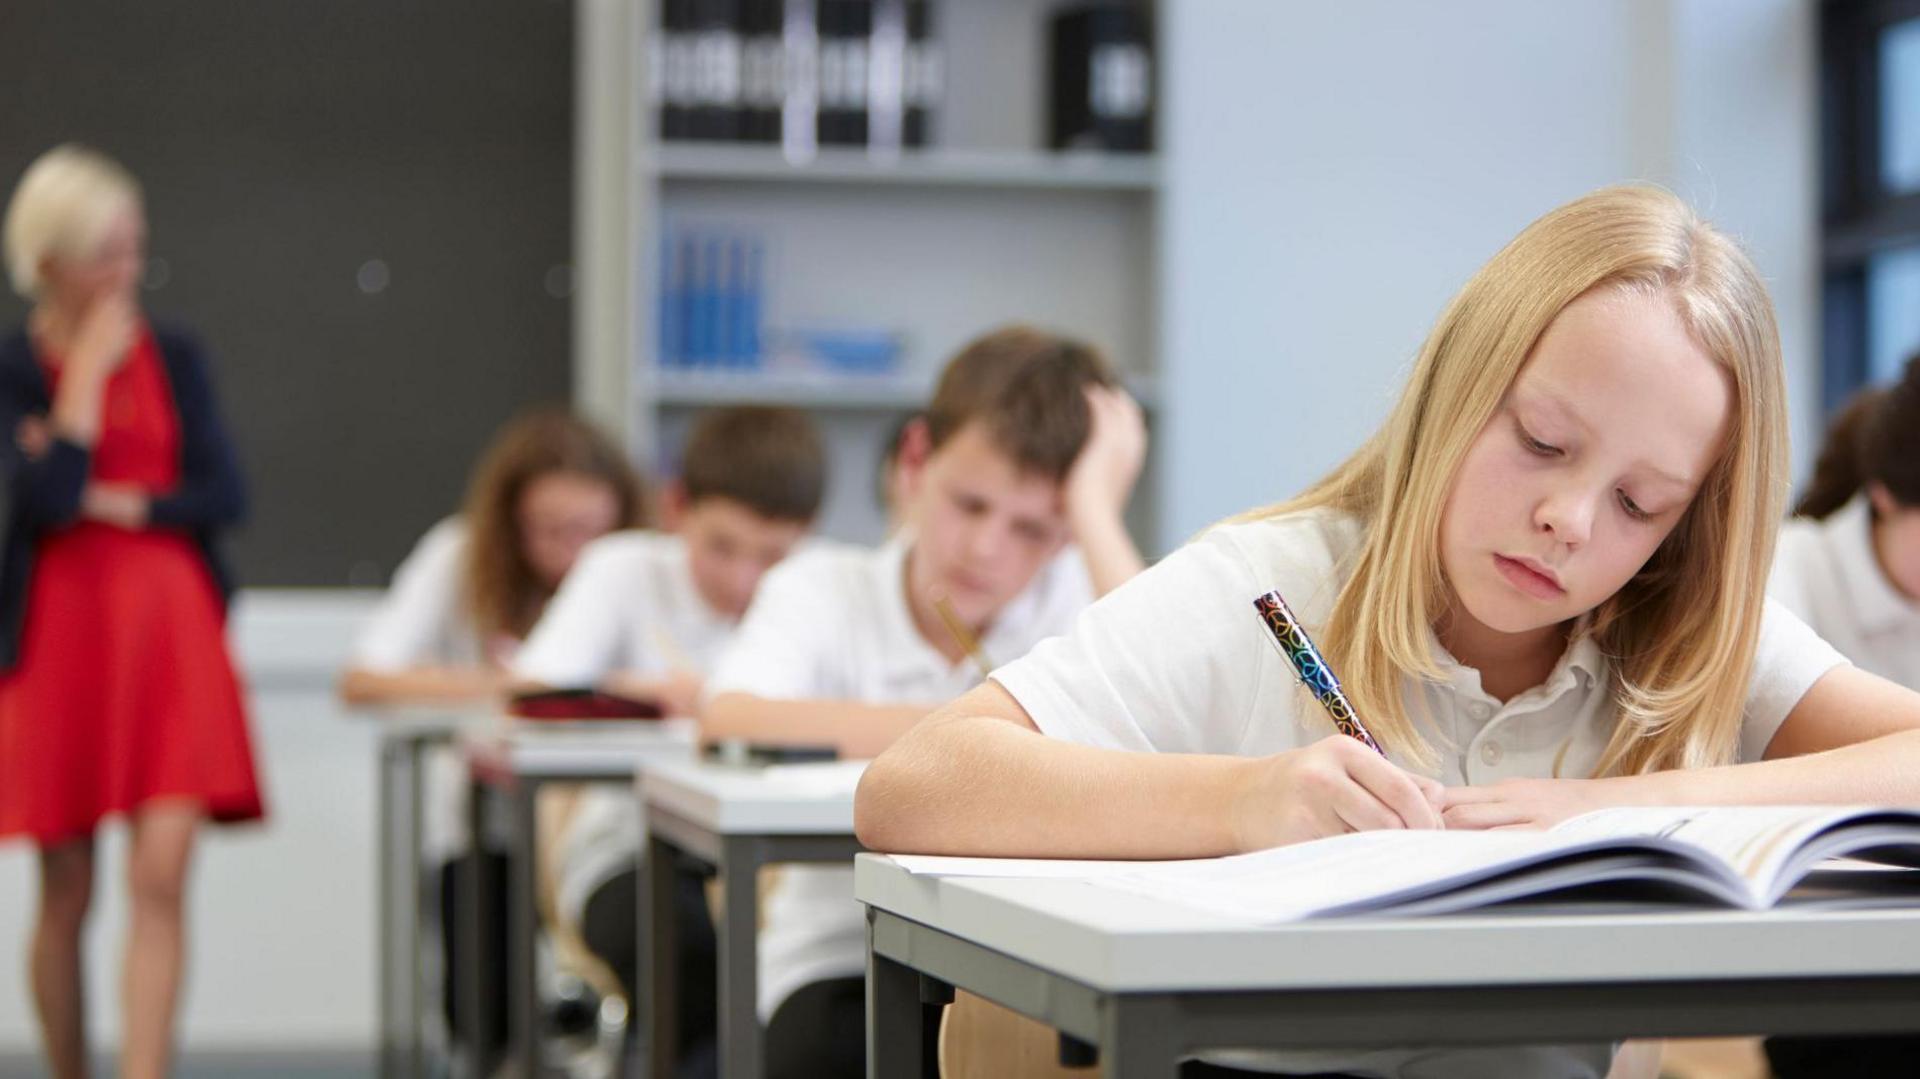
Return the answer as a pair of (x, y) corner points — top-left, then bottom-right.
(857, 186), (1920, 1079)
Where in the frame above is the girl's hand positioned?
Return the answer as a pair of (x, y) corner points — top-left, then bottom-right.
(81, 482), (149, 529)
(1232, 735), (1446, 851)
(1441, 777), (1625, 830)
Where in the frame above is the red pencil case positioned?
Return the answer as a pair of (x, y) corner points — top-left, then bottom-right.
(507, 688), (666, 721)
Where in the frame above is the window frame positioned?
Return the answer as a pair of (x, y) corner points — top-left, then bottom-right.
(1820, 0), (1920, 409)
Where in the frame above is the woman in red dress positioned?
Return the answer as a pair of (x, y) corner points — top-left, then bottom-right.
(0, 145), (261, 1079)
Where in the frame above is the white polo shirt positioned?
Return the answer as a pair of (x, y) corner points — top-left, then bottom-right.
(705, 535), (1094, 1020)
(992, 508), (1848, 1079)
(352, 517), (488, 672)
(514, 530), (746, 922)
(1770, 497), (1920, 691)
(513, 530), (739, 687)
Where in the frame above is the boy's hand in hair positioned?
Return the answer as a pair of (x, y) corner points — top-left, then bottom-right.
(1065, 385), (1147, 520)
(1233, 735), (1446, 851)
(1065, 385), (1148, 596)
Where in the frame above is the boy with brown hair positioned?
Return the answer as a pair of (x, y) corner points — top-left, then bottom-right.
(700, 324), (1147, 1077)
(513, 404), (826, 706)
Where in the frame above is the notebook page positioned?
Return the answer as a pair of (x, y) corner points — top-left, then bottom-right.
(1548, 806), (1873, 896)
(1090, 829), (1591, 923)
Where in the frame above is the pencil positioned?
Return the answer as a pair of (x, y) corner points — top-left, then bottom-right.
(931, 593), (994, 680)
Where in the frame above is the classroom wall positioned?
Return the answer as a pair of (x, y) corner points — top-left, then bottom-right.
(1156, 0), (1818, 548)
(0, 0), (1819, 1057)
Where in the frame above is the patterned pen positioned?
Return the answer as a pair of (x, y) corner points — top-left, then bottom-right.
(1253, 589), (1385, 756)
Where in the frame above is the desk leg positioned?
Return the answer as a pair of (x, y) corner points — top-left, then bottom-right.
(377, 737), (412, 1079)
(459, 778), (496, 1079)
(405, 740), (433, 1079)
(865, 914), (930, 1079)
(718, 837), (764, 1079)
(1100, 998), (1184, 1079)
(381, 743), (401, 1076)
(644, 834), (681, 1079)
(509, 779), (542, 1079)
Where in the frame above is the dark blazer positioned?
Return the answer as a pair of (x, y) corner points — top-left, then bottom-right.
(0, 323), (248, 669)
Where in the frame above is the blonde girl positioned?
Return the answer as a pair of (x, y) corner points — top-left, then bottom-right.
(856, 185), (1920, 1079)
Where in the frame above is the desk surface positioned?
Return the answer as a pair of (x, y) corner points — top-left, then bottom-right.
(638, 758), (867, 834)
(856, 853), (1920, 994)
(350, 705), (500, 741)
(464, 718), (698, 778)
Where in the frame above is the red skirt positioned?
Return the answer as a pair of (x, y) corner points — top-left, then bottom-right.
(0, 523), (264, 846)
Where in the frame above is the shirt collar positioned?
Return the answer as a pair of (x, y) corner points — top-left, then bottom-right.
(1426, 616), (1602, 707)
(1827, 496), (1920, 636)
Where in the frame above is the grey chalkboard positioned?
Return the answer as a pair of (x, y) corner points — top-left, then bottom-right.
(0, 0), (575, 585)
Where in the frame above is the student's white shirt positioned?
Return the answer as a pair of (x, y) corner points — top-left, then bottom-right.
(352, 516), (487, 672)
(704, 535), (1094, 1021)
(513, 530), (744, 923)
(1770, 496), (1920, 690)
(992, 509), (1848, 1079)
(513, 530), (739, 687)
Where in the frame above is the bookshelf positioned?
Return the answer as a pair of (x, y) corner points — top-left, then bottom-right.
(651, 143), (1160, 191)
(586, 0), (1163, 544)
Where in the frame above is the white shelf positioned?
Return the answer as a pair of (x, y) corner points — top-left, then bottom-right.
(651, 371), (932, 409)
(648, 144), (1160, 193)
(649, 369), (1159, 410)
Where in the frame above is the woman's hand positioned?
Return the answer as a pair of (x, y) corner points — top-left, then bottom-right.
(1231, 735), (1445, 851)
(1442, 776), (1630, 830)
(69, 294), (137, 375)
(14, 417), (52, 459)
(81, 482), (149, 529)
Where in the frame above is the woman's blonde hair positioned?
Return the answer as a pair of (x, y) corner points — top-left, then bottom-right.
(3, 144), (143, 300)
(461, 409), (648, 642)
(1240, 185), (1788, 776)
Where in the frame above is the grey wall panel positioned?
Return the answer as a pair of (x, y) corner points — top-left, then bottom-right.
(0, 0), (574, 585)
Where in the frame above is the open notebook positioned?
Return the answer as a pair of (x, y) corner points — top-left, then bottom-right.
(891, 806), (1920, 922)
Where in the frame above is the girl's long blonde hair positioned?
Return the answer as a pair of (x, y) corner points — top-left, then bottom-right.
(1240, 185), (1788, 776)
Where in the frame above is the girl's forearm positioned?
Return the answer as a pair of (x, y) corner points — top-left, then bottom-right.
(856, 708), (1252, 858)
(1613, 729), (1920, 807)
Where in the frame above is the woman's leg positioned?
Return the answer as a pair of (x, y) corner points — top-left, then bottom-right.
(121, 800), (200, 1079)
(31, 835), (97, 1079)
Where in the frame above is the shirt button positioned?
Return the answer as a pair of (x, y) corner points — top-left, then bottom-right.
(1479, 741), (1504, 766)
(1468, 702), (1492, 721)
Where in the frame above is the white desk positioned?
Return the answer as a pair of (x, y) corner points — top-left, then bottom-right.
(460, 720), (697, 1079)
(637, 758), (869, 1079)
(857, 853), (1920, 1078)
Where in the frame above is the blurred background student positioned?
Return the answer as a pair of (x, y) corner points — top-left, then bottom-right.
(0, 145), (259, 1079)
(513, 404), (826, 1077)
(338, 407), (646, 706)
(336, 405), (644, 1063)
(1764, 353), (1920, 1079)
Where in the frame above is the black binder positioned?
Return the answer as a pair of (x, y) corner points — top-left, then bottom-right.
(1048, 3), (1153, 153)
(817, 0), (873, 147)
